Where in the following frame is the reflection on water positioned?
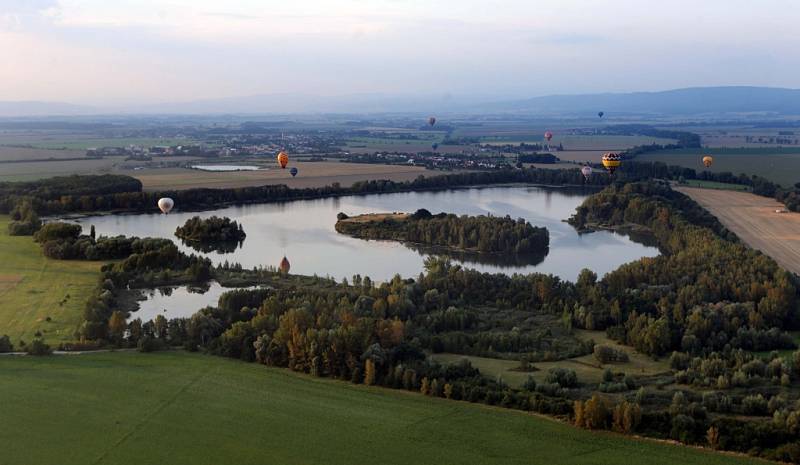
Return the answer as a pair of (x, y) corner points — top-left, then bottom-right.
(404, 242), (549, 268)
(179, 238), (245, 254)
(131, 281), (260, 322)
(73, 186), (659, 282)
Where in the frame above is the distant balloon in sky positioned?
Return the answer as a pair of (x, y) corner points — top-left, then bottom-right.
(598, 111), (604, 118)
(290, 167), (298, 177)
(157, 197), (174, 214)
(431, 142), (439, 151)
(702, 155), (713, 168)
(602, 152), (621, 174)
(544, 131), (553, 142)
(277, 151), (289, 169)
(581, 165), (592, 180)
(428, 116), (436, 126)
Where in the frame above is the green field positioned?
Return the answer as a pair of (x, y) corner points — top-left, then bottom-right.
(0, 351), (761, 465)
(637, 147), (800, 187)
(677, 179), (752, 191)
(0, 215), (101, 344)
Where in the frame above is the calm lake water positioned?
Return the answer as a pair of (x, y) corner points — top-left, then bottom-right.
(74, 186), (660, 322)
(191, 165), (261, 171)
(74, 186), (658, 283)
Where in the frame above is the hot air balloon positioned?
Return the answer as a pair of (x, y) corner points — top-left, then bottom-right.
(601, 152), (621, 175)
(157, 197), (174, 214)
(544, 131), (553, 142)
(581, 165), (592, 180)
(598, 111), (604, 118)
(279, 256), (290, 275)
(428, 116), (436, 126)
(431, 142), (439, 151)
(277, 151), (289, 169)
(290, 167), (298, 177)
(702, 155), (713, 168)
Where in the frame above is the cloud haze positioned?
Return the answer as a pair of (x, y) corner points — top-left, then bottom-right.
(1, 0), (798, 105)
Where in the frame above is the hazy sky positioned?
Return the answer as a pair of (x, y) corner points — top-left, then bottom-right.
(1, 0), (799, 105)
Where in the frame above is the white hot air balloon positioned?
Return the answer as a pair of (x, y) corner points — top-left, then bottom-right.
(581, 165), (592, 180)
(157, 197), (174, 214)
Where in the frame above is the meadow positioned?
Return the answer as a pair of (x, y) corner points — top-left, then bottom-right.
(0, 216), (101, 344)
(636, 147), (800, 187)
(0, 351), (763, 465)
(431, 330), (671, 387)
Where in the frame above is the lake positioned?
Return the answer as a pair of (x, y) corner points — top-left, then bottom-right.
(74, 186), (659, 283)
(191, 165), (261, 171)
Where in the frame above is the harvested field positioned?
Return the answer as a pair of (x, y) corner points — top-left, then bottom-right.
(677, 187), (800, 275)
(0, 157), (125, 182)
(133, 161), (434, 191)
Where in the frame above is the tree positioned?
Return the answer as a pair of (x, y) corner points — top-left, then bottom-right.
(108, 311), (127, 343)
(364, 359), (376, 386)
(706, 426), (720, 450)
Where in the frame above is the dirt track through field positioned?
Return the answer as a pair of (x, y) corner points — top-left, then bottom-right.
(677, 187), (800, 275)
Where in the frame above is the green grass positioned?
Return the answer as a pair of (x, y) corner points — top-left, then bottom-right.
(0, 351), (762, 465)
(677, 180), (752, 191)
(0, 215), (101, 344)
(638, 147), (800, 187)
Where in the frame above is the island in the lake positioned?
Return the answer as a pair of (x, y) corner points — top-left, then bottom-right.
(174, 216), (246, 253)
(335, 209), (549, 257)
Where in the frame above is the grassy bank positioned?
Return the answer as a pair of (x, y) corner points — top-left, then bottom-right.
(0, 215), (101, 344)
(0, 351), (763, 465)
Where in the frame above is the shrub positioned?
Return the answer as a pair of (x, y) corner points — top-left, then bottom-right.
(26, 339), (52, 356)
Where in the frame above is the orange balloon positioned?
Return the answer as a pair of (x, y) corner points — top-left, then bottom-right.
(277, 151), (289, 169)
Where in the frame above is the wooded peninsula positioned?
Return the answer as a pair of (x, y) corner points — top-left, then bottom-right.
(335, 209), (549, 255)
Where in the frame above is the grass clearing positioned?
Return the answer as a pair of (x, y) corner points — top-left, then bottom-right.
(0, 351), (761, 465)
(0, 215), (101, 344)
(431, 330), (670, 386)
(676, 180), (752, 191)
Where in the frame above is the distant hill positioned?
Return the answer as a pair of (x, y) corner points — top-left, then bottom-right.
(1, 87), (799, 116)
(483, 87), (800, 116)
(0, 101), (95, 117)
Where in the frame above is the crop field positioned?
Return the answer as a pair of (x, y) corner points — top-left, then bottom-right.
(0, 216), (101, 344)
(0, 351), (760, 465)
(0, 157), (125, 182)
(676, 187), (800, 276)
(481, 134), (676, 150)
(431, 330), (670, 387)
(132, 161), (432, 191)
(636, 147), (800, 187)
(0, 134), (191, 150)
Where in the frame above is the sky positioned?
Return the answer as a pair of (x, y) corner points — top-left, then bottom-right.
(1, 0), (799, 105)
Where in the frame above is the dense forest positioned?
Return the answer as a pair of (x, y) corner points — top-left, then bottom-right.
(335, 209), (549, 255)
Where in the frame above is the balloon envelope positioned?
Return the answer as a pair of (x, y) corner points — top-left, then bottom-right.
(157, 197), (174, 214)
(431, 143), (438, 151)
(290, 167), (298, 177)
(601, 152), (621, 174)
(581, 166), (592, 180)
(428, 116), (436, 126)
(702, 155), (713, 168)
(279, 256), (291, 274)
(544, 131), (553, 141)
(277, 151), (289, 169)
(598, 111), (604, 118)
